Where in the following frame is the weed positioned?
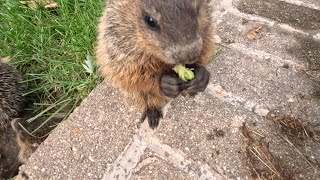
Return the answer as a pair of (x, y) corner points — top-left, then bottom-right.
(0, 0), (103, 134)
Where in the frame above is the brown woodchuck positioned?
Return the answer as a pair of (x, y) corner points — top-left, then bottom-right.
(96, 0), (214, 129)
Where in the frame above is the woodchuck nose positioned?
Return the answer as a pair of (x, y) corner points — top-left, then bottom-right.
(0, 62), (24, 130)
(96, 0), (214, 128)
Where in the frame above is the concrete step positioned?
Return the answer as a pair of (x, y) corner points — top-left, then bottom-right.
(214, 13), (320, 124)
(217, 12), (320, 69)
(274, 0), (320, 10)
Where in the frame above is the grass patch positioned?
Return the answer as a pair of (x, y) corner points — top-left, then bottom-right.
(0, 0), (104, 133)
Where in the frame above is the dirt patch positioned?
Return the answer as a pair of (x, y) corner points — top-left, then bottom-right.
(241, 110), (320, 179)
(241, 124), (295, 179)
(272, 113), (318, 142)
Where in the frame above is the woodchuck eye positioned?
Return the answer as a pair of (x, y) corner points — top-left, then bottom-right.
(144, 15), (158, 30)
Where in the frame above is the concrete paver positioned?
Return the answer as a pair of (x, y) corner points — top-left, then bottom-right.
(158, 93), (256, 179)
(17, 0), (320, 179)
(18, 83), (141, 179)
(237, 0), (320, 32)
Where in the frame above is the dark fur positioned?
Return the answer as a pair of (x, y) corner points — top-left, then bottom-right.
(11, 114), (63, 164)
(0, 62), (24, 130)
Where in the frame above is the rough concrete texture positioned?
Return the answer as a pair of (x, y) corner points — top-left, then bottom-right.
(237, 0), (320, 32)
(17, 0), (320, 179)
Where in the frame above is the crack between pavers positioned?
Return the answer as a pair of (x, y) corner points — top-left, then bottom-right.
(223, 7), (320, 38)
(278, 0), (320, 11)
(206, 83), (270, 117)
(145, 135), (226, 180)
(102, 134), (147, 180)
(232, 0), (320, 10)
(227, 43), (305, 69)
(220, 6), (276, 25)
(215, 1), (318, 38)
(103, 120), (226, 180)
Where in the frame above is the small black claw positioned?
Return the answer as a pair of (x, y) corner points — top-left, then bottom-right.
(140, 110), (147, 123)
(145, 107), (163, 129)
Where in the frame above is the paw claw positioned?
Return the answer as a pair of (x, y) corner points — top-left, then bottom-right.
(186, 65), (210, 94)
(146, 107), (163, 129)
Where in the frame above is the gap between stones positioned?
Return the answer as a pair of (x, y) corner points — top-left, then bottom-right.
(218, 5), (319, 39)
(103, 121), (225, 180)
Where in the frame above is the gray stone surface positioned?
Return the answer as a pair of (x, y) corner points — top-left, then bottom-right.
(16, 0), (320, 179)
(18, 84), (141, 179)
(237, 0), (320, 32)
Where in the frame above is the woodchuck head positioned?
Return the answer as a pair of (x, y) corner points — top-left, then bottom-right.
(99, 0), (212, 65)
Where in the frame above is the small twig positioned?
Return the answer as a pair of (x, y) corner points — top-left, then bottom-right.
(280, 134), (315, 170)
(249, 163), (262, 180)
(250, 130), (265, 138)
(249, 148), (281, 178)
(252, 146), (281, 177)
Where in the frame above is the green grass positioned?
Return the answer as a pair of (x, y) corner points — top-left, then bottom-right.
(0, 0), (104, 133)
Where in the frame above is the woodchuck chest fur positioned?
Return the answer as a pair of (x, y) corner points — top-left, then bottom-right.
(96, 0), (214, 128)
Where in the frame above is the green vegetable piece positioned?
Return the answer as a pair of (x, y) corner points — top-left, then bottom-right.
(173, 64), (195, 82)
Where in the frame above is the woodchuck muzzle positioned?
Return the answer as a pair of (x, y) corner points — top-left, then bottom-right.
(96, 0), (214, 129)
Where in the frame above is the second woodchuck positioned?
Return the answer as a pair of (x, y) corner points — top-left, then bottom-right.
(96, 0), (214, 128)
(0, 62), (24, 130)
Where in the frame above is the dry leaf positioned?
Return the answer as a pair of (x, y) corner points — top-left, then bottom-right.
(246, 26), (262, 40)
(44, 2), (58, 9)
(19, 0), (58, 10)
(0, 57), (11, 64)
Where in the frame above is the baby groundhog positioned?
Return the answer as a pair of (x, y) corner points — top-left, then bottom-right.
(0, 61), (24, 179)
(96, 0), (214, 128)
(0, 62), (24, 130)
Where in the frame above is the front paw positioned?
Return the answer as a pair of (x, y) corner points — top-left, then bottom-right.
(186, 65), (210, 95)
(160, 73), (186, 98)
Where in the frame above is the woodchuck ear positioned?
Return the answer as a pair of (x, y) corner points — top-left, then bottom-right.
(11, 118), (28, 141)
(11, 118), (29, 142)
(11, 118), (22, 132)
